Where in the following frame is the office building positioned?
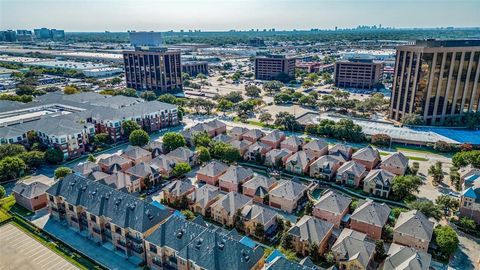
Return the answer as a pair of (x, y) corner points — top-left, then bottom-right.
(129, 31), (163, 47)
(254, 54), (296, 81)
(34, 28), (64, 40)
(123, 47), (182, 92)
(390, 39), (480, 125)
(334, 58), (383, 89)
(182, 61), (208, 77)
(16, 30), (33, 42)
(0, 30), (17, 42)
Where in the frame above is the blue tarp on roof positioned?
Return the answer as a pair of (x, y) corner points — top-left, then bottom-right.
(239, 236), (256, 249)
(265, 249), (284, 264)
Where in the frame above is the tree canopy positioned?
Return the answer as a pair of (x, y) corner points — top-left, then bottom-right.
(129, 129), (150, 147)
(163, 132), (187, 152)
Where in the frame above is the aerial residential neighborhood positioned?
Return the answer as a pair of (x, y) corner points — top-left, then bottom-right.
(1, 1), (480, 270)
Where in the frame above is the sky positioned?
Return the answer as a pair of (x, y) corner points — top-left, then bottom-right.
(1, 0), (479, 32)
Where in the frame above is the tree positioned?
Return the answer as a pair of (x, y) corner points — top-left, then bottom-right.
(193, 131), (212, 148)
(129, 129), (150, 147)
(181, 209), (195, 220)
(305, 201), (313, 215)
(458, 217), (476, 231)
(307, 73), (319, 82)
(302, 80), (314, 88)
(200, 99), (215, 114)
(281, 233), (293, 249)
(449, 167), (461, 191)
(157, 93), (178, 104)
(390, 175), (423, 200)
(140, 91), (157, 101)
(16, 84), (35, 96)
(408, 200), (442, 220)
(18, 151), (44, 168)
(434, 141), (453, 152)
(172, 162), (191, 178)
(118, 88), (138, 97)
(452, 150), (480, 168)
(0, 144), (26, 159)
(93, 133), (113, 145)
(325, 251), (335, 265)
(210, 142), (241, 163)
(54, 167), (72, 179)
(274, 112), (298, 131)
(371, 134), (391, 146)
(309, 243), (320, 261)
(428, 161), (444, 185)
(245, 85), (261, 98)
(263, 80), (284, 94)
(121, 120), (141, 137)
(217, 99), (234, 112)
(298, 94), (316, 107)
(434, 225), (459, 257)
(375, 240), (386, 261)
(196, 146), (211, 164)
(0, 157), (26, 181)
(44, 148), (64, 164)
(87, 154), (96, 162)
(0, 185), (5, 199)
(163, 132), (186, 151)
(224, 91), (244, 103)
(64, 85), (79, 95)
(259, 112), (273, 125)
(435, 195), (459, 216)
(254, 223), (265, 239)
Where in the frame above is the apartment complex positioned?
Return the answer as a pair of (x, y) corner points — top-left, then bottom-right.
(334, 58), (383, 89)
(254, 54), (296, 81)
(389, 39), (480, 125)
(123, 47), (183, 92)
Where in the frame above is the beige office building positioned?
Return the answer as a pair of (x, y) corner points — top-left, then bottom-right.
(334, 58), (383, 89)
(390, 40), (480, 125)
(254, 55), (296, 81)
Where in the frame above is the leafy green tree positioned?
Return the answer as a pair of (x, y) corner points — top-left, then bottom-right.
(210, 142), (241, 163)
(305, 200), (314, 215)
(325, 251), (335, 265)
(408, 200), (442, 220)
(121, 120), (141, 137)
(196, 146), (211, 164)
(245, 85), (261, 98)
(0, 185), (5, 199)
(93, 133), (113, 145)
(254, 223), (265, 239)
(163, 132), (186, 151)
(428, 161), (444, 185)
(458, 217), (476, 231)
(140, 91), (157, 101)
(18, 151), (44, 168)
(129, 129), (150, 147)
(181, 209), (195, 220)
(259, 112), (273, 125)
(217, 99), (234, 112)
(302, 80), (314, 88)
(274, 92), (292, 104)
(64, 85), (79, 95)
(54, 167), (72, 179)
(87, 154), (96, 162)
(434, 225), (459, 257)
(157, 93), (178, 104)
(0, 157), (26, 180)
(452, 150), (480, 168)
(375, 240), (386, 261)
(274, 112), (298, 131)
(309, 243), (320, 261)
(0, 144), (26, 159)
(172, 162), (191, 178)
(263, 80), (284, 94)
(193, 131), (212, 148)
(435, 195), (459, 216)
(118, 88), (138, 97)
(44, 148), (64, 164)
(391, 175), (423, 200)
(281, 233), (293, 249)
(224, 91), (244, 103)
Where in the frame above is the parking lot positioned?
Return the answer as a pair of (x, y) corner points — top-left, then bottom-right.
(0, 223), (78, 270)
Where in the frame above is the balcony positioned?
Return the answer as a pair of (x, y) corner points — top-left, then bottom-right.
(127, 234), (143, 245)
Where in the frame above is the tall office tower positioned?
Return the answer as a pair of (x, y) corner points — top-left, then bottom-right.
(254, 54), (296, 81)
(334, 58), (384, 89)
(390, 40), (480, 125)
(128, 31), (163, 47)
(123, 47), (182, 93)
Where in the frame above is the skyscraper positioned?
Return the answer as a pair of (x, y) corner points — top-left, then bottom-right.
(390, 40), (480, 125)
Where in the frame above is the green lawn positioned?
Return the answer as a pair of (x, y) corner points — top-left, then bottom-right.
(407, 156), (429, 162)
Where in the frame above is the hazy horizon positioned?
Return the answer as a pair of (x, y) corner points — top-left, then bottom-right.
(1, 0), (479, 32)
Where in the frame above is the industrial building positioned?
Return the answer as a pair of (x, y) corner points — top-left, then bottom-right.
(390, 39), (480, 125)
(334, 58), (383, 89)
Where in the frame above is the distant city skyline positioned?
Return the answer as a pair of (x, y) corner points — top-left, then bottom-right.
(0, 0), (479, 32)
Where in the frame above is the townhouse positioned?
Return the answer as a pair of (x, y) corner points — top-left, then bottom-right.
(143, 140), (165, 158)
(241, 204), (279, 238)
(260, 130), (286, 149)
(352, 145), (381, 171)
(162, 180), (195, 204)
(380, 152), (409, 176)
(124, 162), (159, 189)
(287, 215), (334, 256)
(148, 154), (178, 178)
(166, 147), (196, 166)
(313, 189), (352, 228)
(242, 175), (278, 204)
(459, 168), (480, 224)
(230, 126), (249, 140)
(73, 161), (101, 176)
(46, 174), (171, 262)
(121, 146), (153, 165)
(196, 160), (229, 186)
(350, 199), (391, 240)
(12, 181), (49, 212)
(98, 154), (133, 174)
(210, 192), (253, 226)
(218, 165), (254, 193)
(309, 155), (344, 180)
(280, 136), (305, 153)
(302, 139), (328, 159)
(244, 141), (272, 162)
(101, 171), (142, 193)
(187, 184), (222, 216)
(332, 228), (375, 270)
(269, 180), (307, 213)
(363, 169), (395, 198)
(382, 243), (431, 270)
(264, 149), (293, 168)
(285, 151), (316, 175)
(182, 119), (227, 145)
(230, 139), (253, 156)
(393, 210), (433, 252)
(242, 129), (265, 143)
(213, 133), (233, 144)
(329, 143), (353, 160)
(336, 160), (367, 187)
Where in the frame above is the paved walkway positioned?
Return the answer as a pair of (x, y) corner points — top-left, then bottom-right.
(0, 223), (78, 270)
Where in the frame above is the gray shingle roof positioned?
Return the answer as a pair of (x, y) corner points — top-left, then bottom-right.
(352, 145), (380, 162)
(229, 139), (252, 150)
(261, 130), (285, 143)
(162, 180), (195, 197)
(337, 161), (366, 176)
(314, 189), (352, 215)
(269, 180), (307, 201)
(187, 184), (221, 208)
(241, 204), (278, 225)
(281, 136), (305, 149)
(288, 215), (333, 245)
(381, 152), (409, 169)
(243, 175), (276, 192)
(230, 126), (249, 136)
(363, 169), (395, 188)
(125, 162), (155, 178)
(351, 199), (391, 227)
(13, 181), (49, 199)
(267, 256), (317, 270)
(213, 134), (233, 143)
(167, 147), (194, 163)
(332, 228), (375, 269)
(303, 139), (328, 151)
(310, 155), (343, 171)
(98, 154), (131, 167)
(328, 143), (352, 159)
(73, 161), (100, 176)
(122, 145), (151, 160)
(383, 243), (431, 270)
(219, 165), (254, 184)
(46, 174), (171, 232)
(197, 160), (229, 177)
(148, 154), (177, 172)
(393, 210), (434, 242)
(286, 151), (315, 169)
(243, 129), (265, 140)
(211, 192), (252, 217)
